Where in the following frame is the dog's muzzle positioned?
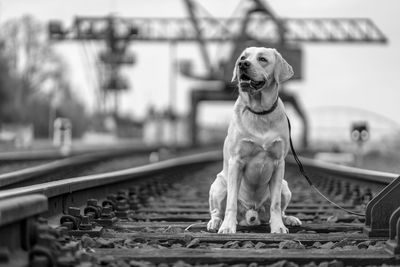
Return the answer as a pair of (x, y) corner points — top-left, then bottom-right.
(239, 73), (267, 95)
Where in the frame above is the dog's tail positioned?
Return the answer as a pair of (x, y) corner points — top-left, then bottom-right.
(245, 209), (260, 225)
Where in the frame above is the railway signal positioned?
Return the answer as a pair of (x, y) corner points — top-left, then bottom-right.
(351, 121), (369, 166)
(351, 121), (370, 143)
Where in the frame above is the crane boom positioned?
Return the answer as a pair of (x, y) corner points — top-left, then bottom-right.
(49, 17), (387, 44)
(182, 0), (213, 71)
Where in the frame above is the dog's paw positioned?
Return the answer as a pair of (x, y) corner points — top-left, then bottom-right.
(207, 217), (222, 232)
(270, 222), (289, 234)
(218, 219), (237, 234)
(283, 215), (302, 226)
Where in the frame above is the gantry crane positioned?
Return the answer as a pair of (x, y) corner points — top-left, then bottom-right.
(48, 0), (387, 146)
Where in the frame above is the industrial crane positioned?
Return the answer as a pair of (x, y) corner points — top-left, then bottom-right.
(48, 0), (387, 146)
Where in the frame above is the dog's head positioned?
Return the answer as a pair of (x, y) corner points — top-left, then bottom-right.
(231, 47), (293, 96)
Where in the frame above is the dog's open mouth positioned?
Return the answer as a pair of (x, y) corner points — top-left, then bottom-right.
(239, 73), (266, 91)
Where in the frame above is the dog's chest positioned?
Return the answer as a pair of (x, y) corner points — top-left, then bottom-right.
(238, 138), (283, 160)
(239, 114), (284, 144)
(238, 138), (283, 182)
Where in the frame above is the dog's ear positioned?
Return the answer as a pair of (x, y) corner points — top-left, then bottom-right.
(273, 49), (294, 84)
(231, 63), (238, 82)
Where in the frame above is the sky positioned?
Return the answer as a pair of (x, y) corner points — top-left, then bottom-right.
(1, 0), (400, 137)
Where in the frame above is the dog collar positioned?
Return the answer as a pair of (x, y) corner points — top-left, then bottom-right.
(244, 97), (279, 115)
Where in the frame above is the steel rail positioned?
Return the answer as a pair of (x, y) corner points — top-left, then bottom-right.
(0, 149), (72, 162)
(1, 151), (397, 202)
(0, 149), (396, 226)
(0, 142), (156, 162)
(287, 155), (399, 185)
(0, 145), (161, 188)
(0, 150), (223, 203)
(0, 144), (221, 189)
(1, 150), (400, 265)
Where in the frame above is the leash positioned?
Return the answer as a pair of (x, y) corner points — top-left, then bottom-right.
(286, 115), (366, 217)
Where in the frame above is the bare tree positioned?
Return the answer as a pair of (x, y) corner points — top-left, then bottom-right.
(0, 16), (66, 99)
(0, 16), (87, 137)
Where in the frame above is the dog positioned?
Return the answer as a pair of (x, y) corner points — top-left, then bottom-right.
(207, 47), (302, 234)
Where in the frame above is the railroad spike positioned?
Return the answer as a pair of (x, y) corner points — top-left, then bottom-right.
(78, 216), (93, 231)
(129, 186), (140, 196)
(67, 207), (81, 217)
(115, 199), (131, 219)
(84, 199), (103, 219)
(154, 181), (164, 195)
(60, 208), (85, 231)
(117, 189), (129, 199)
(128, 194), (141, 211)
(327, 179), (335, 195)
(343, 182), (352, 203)
(94, 206), (118, 226)
(106, 193), (118, 203)
(4, 148), (400, 265)
(351, 186), (362, 206)
(102, 199), (117, 210)
(67, 213), (103, 237)
(29, 234), (58, 267)
(138, 188), (150, 206)
(86, 199), (99, 207)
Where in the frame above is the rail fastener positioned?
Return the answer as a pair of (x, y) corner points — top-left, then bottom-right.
(3, 150), (400, 266)
(60, 207), (104, 237)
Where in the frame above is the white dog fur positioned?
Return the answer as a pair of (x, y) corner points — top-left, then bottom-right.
(207, 47), (302, 234)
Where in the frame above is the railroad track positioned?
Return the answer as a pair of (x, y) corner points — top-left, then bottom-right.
(0, 142), (147, 162)
(1, 150), (400, 266)
(0, 144), (212, 189)
(0, 143), (160, 177)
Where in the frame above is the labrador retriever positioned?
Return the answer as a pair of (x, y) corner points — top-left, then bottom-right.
(207, 47), (302, 234)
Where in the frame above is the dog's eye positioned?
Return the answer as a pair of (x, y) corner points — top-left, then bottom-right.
(258, 57), (268, 62)
(240, 56), (246, 60)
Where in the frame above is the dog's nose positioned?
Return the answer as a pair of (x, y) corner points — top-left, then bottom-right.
(238, 60), (251, 70)
(249, 216), (256, 222)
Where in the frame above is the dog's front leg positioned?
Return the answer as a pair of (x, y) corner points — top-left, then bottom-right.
(218, 157), (243, 234)
(269, 160), (289, 233)
(207, 172), (227, 231)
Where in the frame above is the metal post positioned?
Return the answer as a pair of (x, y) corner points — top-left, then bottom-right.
(48, 83), (58, 141)
(114, 90), (119, 117)
(169, 41), (177, 145)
